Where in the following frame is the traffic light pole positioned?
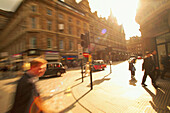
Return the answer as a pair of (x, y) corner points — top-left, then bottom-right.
(87, 32), (93, 90)
(81, 59), (84, 82)
(89, 57), (93, 90)
(109, 53), (112, 74)
(80, 32), (93, 90)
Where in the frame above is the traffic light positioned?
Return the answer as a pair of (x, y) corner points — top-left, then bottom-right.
(81, 33), (89, 48)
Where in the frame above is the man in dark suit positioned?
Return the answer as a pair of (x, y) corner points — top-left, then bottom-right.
(141, 51), (158, 89)
(9, 58), (47, 113)
(151, 50), (160, 80)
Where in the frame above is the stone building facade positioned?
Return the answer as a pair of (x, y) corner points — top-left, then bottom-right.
(0, 0), (127, 68)
(136, 0), (170, 72)
(0, 0), (89, 67)
(65, 0), (127, 61)
(126, 36), (142, 57)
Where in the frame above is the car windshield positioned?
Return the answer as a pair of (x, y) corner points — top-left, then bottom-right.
(47, 63), (62, 69)
(93, 60), (104, 64)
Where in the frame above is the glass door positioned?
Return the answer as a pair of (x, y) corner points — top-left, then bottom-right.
(168, 43), (170, 56)
(157, 44), (166, 70)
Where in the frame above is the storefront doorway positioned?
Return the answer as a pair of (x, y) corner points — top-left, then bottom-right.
(156, 33), (170, 73)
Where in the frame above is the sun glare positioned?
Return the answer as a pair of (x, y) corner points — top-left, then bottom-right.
(87, 0), (141, 40)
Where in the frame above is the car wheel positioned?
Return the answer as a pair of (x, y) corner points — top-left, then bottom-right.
(56, 71), (61, 76)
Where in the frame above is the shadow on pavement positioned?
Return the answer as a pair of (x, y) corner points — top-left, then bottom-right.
(5, 80), (19, 85)
(0, 71), (23, 80)
(129, 77), (137, 86)
(143, 86), (170, 112)
(59, 90), (92, 113)
(86, 73), (111, 87)
(75, 70), (105, 81)
(41, 82), (82, 100)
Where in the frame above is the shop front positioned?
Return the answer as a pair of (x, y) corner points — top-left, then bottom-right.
(156, 33), (170, 72)
(61, 55), (78, 67)
(11, 53), (23, 71)
(23, 49), (60, 62)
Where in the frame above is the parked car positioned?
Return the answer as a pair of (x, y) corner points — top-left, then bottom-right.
(137, 56), (143, 59)
(41, 62), (66, 78)
(83, 60), (107, 71)
(92, 60), (106, 71)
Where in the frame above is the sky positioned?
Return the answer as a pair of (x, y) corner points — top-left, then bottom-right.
(0, 0), (141, 40)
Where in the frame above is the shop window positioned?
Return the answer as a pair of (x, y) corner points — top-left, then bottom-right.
(156, 33), (170, 44)
(157, 44), (166, 70)
(168, 43), (170, 56)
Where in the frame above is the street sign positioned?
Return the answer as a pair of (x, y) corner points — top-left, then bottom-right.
(78, 44), (83, 59)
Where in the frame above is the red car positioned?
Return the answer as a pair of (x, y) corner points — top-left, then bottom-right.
(92, 60), (106, 71)
(137, 56), (142, 59)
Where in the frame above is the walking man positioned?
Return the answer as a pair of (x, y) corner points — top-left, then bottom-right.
(141, 51), (158, 89)
(151, 50), (160, 80)
(8, 58), (48, 113)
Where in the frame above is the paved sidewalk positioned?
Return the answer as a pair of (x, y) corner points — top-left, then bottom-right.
(1, 61), (169, 113)
(70, 61), (170, 113)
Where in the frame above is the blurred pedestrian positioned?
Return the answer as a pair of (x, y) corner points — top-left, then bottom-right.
(141, 51), (158, 89)
(161, 55), (170, 79)
(8, 58), (48, 113)
(85, 62), (90, 76)
(129, 59), (136, 79)
(151, 50), (160, 80)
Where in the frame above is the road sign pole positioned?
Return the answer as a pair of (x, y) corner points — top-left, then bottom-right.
(89, 54), (93, 90)
(90, 63), (93, 90)
(81, 59), (84, 82)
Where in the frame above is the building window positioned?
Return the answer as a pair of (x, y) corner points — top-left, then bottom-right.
(31, 17), (36, 28)
(68, 25), (72, 34)
(47, 38), (52, 48)
(30, 37), (36, 48)
(47, 9), (52, 15)
(69, 40), (73, 50)
(59, 13), (64, 20)
(77, 28), (80, 37)
(59, 40), (64, 49)
(58, 24), (64, 33)
(76, 20), (80, 25)
(47, 20), (52, 30)
(83, 23), (87, 28)
(31, 5), (36, 12)
(68, 17), (72, 22)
